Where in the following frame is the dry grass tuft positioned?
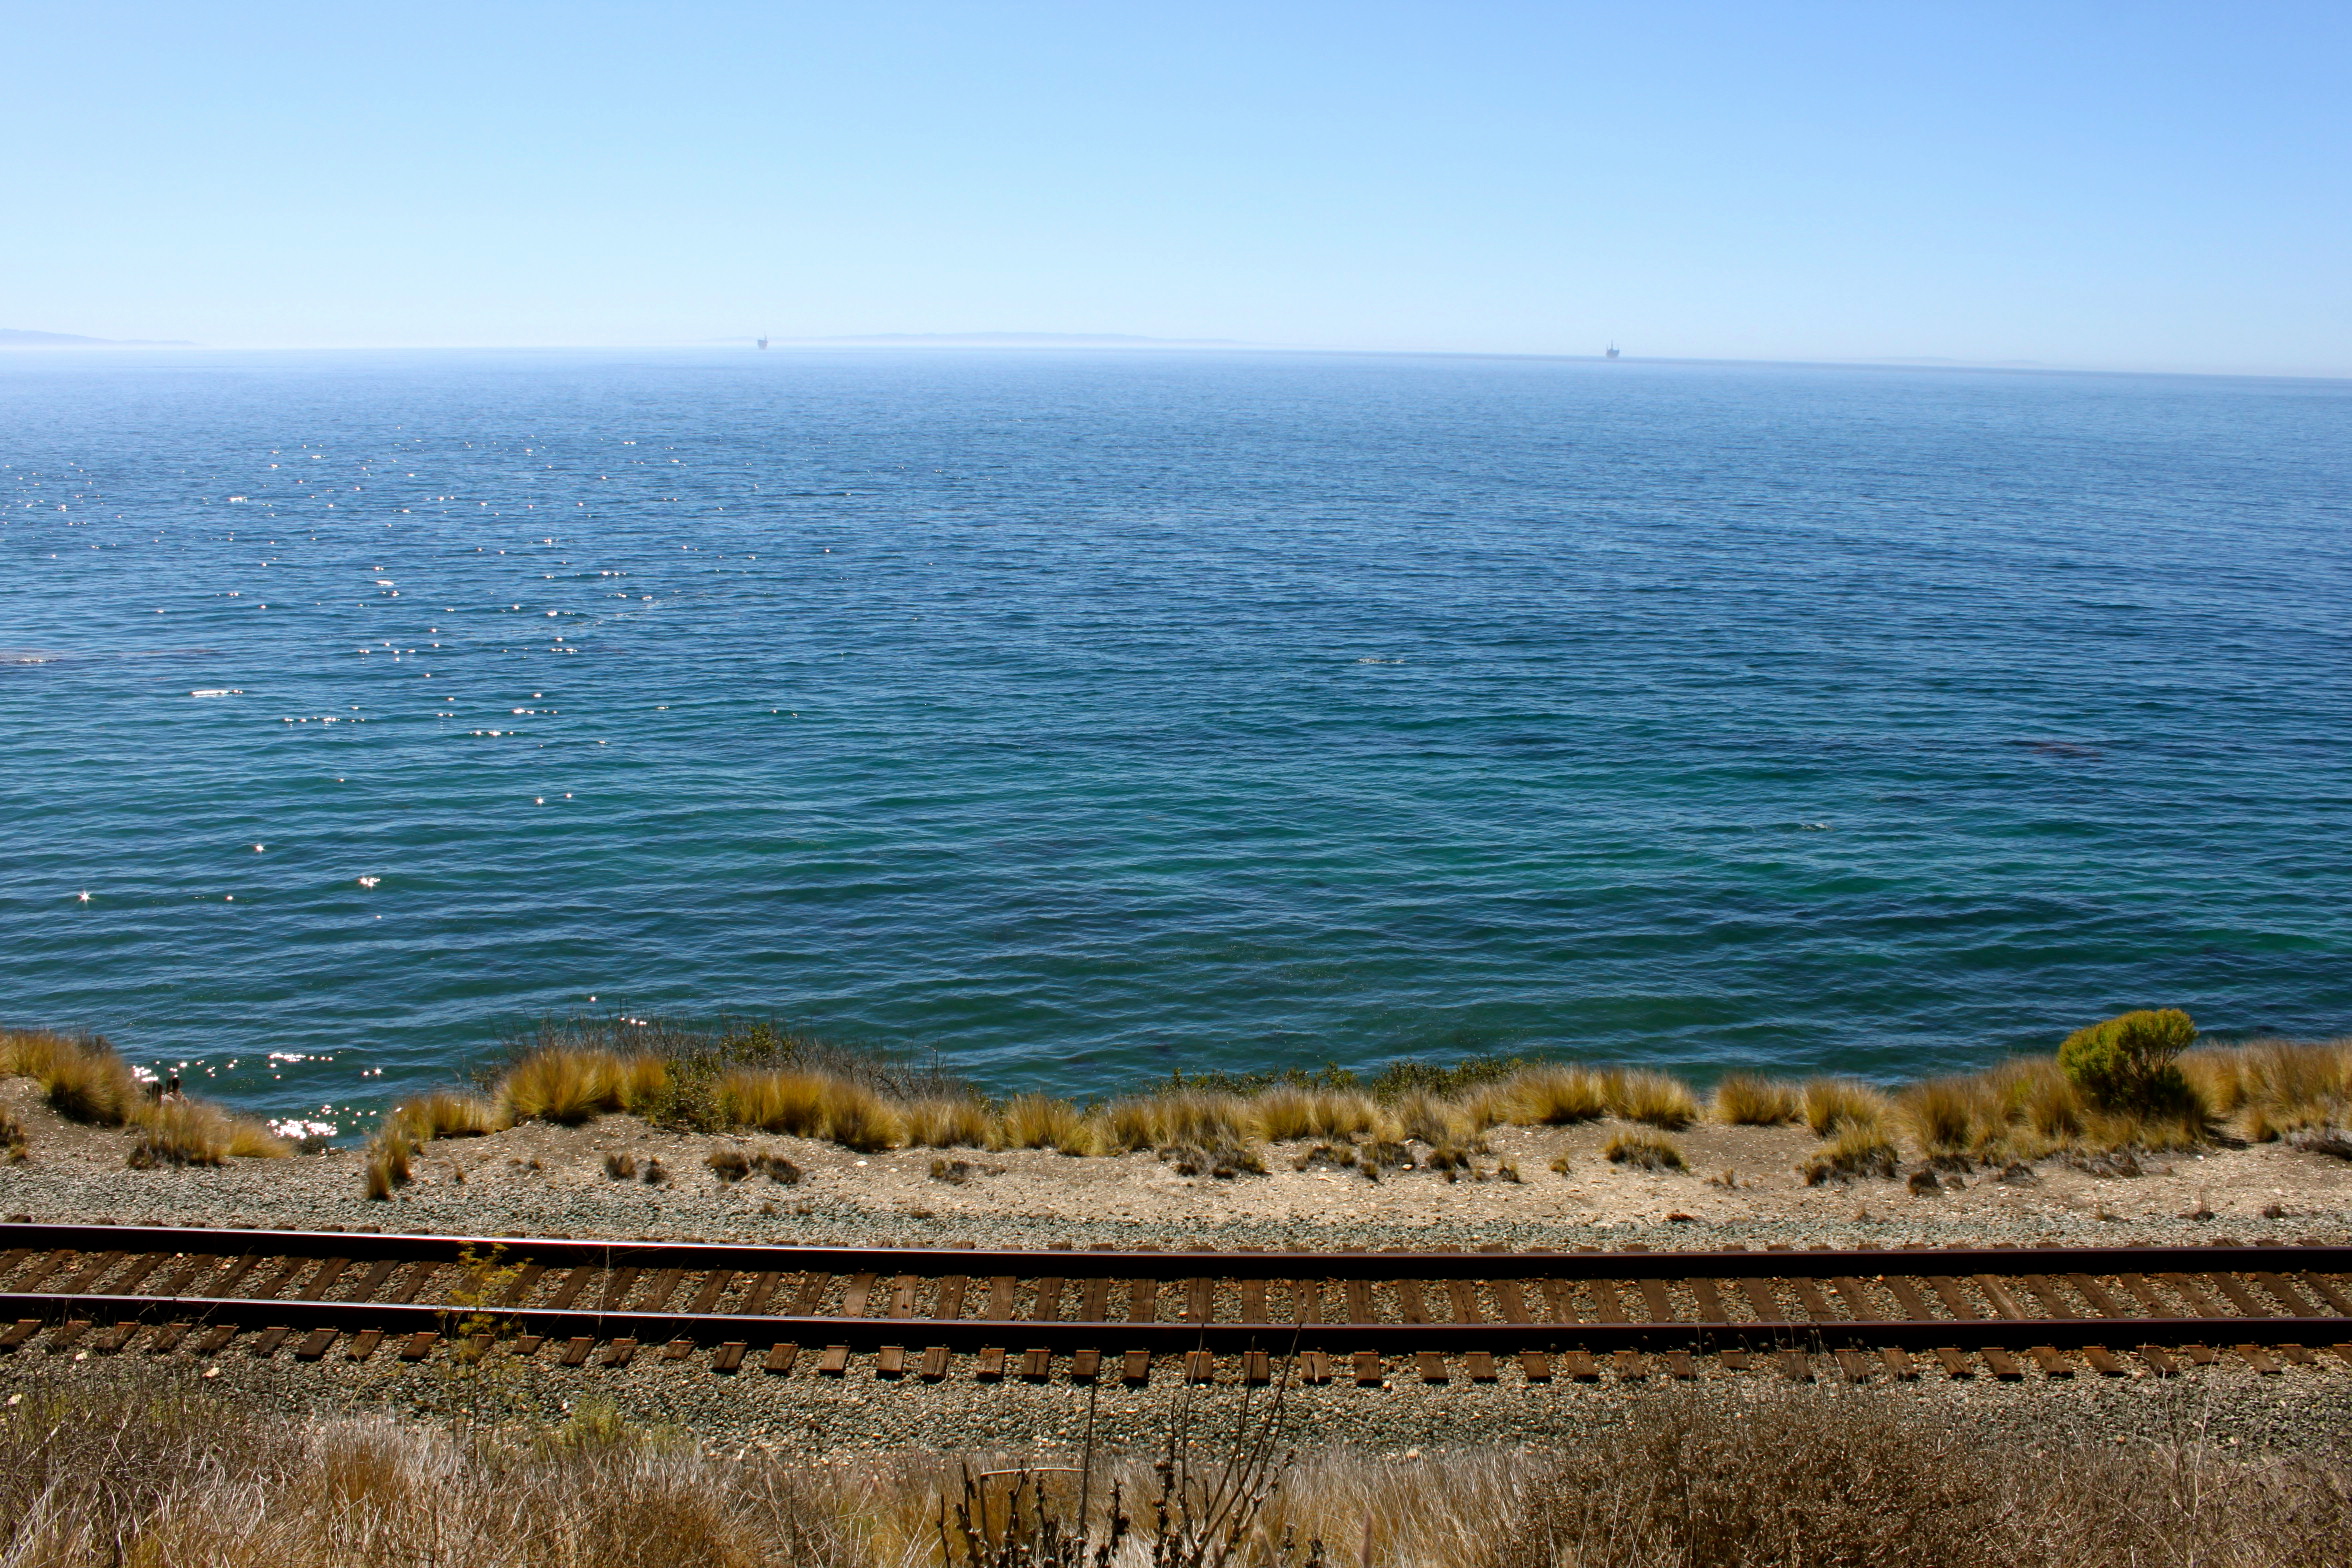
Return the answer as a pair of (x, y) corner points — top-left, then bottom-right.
(1799, 1124), (1901, 1184)
(128, 1102), (290, 1167)
(5, 1361), (2349, 1568)
(363, 1128), (415, 1200)
(1099, 1095), (1162, 1151)
(1498, 1066), (1610, 1125)
(822, 1084), (906, 1152)
(2169, 1038), (2352, 1143)
(1391, 1089), (1476, 1146)
(1603, 1129), (1687, 1171)
(498, 1048), (666, 1125)
(36, 1006), (2352, 1181)
(1503, 1386), (2352, 1568)
(1604, 1069), (1698, 1130)
(1253, 1085), (1397, 1142)
(1165, 1090), (1260, 1147)
(2082, 1105), (2206, 1155)
(750, 1151), (802, 1183)
(995, 1094), (1103, 1155)
(715, 1068), (908, 1148)
(1898, 1076), (2000, 1162)
(1994, 1058), (2088, 1146)
(715, 1067), (836, 1136)
(1160, 1141), (1268, 1178)
(391, 1089), (507, 1141)
(2179, 1044), (2250, 1116)
(1709, 1073), (1800, 1125)
(2238, 1039), (2351, 1126)
(1100, 1090), (1260, 1151)
(28, 1036), (141, 1125)
(0, 1380), (865, 1568)
(1800, 1076), (1889, 1138)
(900, 1096), (993, 1148)
(0, 1105), (26, 1163)
(224, 1117), (289, 1158)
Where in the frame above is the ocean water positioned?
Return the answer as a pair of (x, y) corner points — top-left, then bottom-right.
(3, 348), (2348, 1135)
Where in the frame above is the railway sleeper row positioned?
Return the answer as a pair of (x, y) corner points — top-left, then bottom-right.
(2, 1224), (2347, 1388)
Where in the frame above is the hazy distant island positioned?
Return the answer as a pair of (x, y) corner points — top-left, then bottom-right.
(778, 330), (1252, 348)
(0, 327), (194, 348)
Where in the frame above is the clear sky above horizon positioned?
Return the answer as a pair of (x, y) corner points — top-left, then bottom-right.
(7, 1), (2348, 375)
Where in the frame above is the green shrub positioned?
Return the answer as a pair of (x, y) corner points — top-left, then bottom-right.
(2058, 1008), (2199, 1113)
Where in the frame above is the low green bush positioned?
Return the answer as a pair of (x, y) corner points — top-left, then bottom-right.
(2058, 1008), (2198, 1113)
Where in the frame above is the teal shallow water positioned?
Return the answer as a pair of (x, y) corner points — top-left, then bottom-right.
(2, 349), (2347, 1134)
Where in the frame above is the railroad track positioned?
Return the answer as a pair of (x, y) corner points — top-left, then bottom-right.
(4, 1222), (2349, 1386)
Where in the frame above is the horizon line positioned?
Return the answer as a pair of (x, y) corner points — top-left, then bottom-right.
(2, 337), (2344, 384)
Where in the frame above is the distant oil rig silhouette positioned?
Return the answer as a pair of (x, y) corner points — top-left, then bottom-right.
(1605, 343), (1620, 360)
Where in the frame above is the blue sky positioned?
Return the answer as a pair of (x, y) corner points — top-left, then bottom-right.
(7, 1), (2348, 373)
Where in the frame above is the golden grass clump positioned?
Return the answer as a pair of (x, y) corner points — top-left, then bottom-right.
(223, 1116), (292, 1159)
(1058, 1115), (1112, 1158)
(2178, 1045), (2249, 1117)
(1099, 1096), (1163, 1152)
(1160, 1090), (1259, 1146)
(1994, 1058), (2087, 1141)
(1100, 1090), (1257, 1151)
(1249, 1086), (1318, 1141)
(1897, 1076), (2001, 1161)
(1392, 1089), (1474, 1146)
(127, 1101), (292, 1168)
(1799, 1124), (1900, 1185)
(2082, 1106), (2206, 1155)
(1603, 1129), (1687, 1171)
(392, 1089), (507, 1141)
(497, 1048), (666, 1125)
(2239, 1039), (2350, 1126)
(35, 1037), (140, 1125)
(1604, 1068), (1698, 1130)
(1709, 1073), (1800, 1126)
(1451, 1081), (1524, 1134)
(0, 1027), (79, 1081)
(2167, 1037), (2352, 1142)
(714, 1068), (907, 1149)
(899, 1096), (993, 1148)
(822, 1083), (906, 1152)
(0, 1105), (24, 1163)
(363, 1127), (415, 1199)
(1800, 1077), (1889, 1138)
(995, 1093), (1103, 1155)
(358, 1090), (502, 1197)
(1497, 1065), (1609, 1125)
(1251, 1085), (1395, 1143)
(716, 1067), (833, 1136)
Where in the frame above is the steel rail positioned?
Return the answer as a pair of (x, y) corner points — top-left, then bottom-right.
(4, 1223), (2345, 1281)
(6, 1222), (2350, 1378)
(7, 1290), (2351, 1357)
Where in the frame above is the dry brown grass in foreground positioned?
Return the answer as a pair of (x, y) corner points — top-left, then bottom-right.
(4, 1372), (2346, 1568)
(1501, 1392), (2352, 1568)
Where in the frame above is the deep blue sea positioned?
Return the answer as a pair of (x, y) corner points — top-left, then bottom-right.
(3, 348), (2348, 1136)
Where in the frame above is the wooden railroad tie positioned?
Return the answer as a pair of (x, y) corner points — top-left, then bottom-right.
(0, 1225), (2346, 1390)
